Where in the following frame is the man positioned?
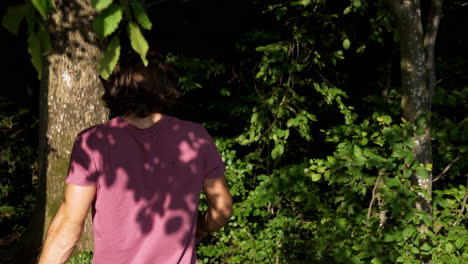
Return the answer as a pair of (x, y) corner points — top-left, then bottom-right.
(38, 52), (233, 264)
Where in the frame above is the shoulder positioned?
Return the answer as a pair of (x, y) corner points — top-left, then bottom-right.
(73, 119), (115, 145)
(163, 115), (209, 136)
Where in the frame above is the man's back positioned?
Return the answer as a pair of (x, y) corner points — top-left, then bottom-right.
(66, 115), (225, 264)
(38, 51), (232, 264)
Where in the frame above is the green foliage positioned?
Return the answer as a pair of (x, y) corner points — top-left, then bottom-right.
(91, 0), (114, 12)
(2, 0), (153, 80)
(127, 21), (148, 66)
(0, 97), (37, 238)
(130, 0), (152, 30)
(165, 54), (226, 92)
(2, 1), (52, 79)
(191, 1), (467, 263)
(31, 0), (54, 18)
(92, 0), (153, 79)
(1, 5), (28, 35)
(93, 3), (123, 39)
(98, 35), (121, 79)
(66, 250), (93, 264)
(27, 21), (50, 80)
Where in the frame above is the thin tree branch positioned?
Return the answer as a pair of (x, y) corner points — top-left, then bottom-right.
(453, 176), (468, 226)
(315, 70), (336, 88)
(432, 155), (462, 182)
(366, 173), (388, 227)
(458, 188), (468, 218)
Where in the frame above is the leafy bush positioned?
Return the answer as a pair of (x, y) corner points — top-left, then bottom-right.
(0, 97), (37, 238)
(67, 251), (93, 264)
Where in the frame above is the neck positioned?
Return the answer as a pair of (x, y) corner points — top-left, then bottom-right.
(122, 113), (163, 129)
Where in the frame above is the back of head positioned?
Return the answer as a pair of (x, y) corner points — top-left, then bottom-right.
(101, 51), (180, 117)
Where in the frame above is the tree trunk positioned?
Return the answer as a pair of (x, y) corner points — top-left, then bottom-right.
(387, 0), (443, 263)
(14, 0), (108, 262)
(399, 0), (433, 215)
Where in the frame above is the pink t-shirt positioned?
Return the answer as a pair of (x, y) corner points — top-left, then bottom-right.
(65, 115), (225, 264)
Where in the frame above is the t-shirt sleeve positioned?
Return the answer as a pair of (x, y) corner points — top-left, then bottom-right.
(65, 134), (98, 186)
(200, 126), (225, 179)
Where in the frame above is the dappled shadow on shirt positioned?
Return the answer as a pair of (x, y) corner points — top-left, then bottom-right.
(67, 115), (223, 262)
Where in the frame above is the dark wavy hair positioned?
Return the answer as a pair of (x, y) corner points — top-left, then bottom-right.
(101, 51), (180, 117)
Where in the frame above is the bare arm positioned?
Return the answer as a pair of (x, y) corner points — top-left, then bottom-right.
(196, 175), (233, 243)
(38, 184), (96, 264)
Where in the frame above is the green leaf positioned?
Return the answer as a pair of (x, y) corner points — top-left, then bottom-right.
(310, 173), (321, 182)
(361, 138), (368, 145)
(353, 144), (363, 157)
(93, 4), (123, 39)
(415, 127), (425, 136)
(342, 38), (350, 50)
(343, 6), (352, 15)
(271, 144), (284, 159)
(127, 21), (149, 66)
(403, 226), (416, 241)
(28, 31), (43, 79)
(370, 257), (384, 264)
(26, 21), (51, 80)
(293, 193), (306, 202)
(415, 116), (427, 135)
(356, 44), (366, 53)
(405, 139), (416, 149)
(300, 0), (311, 6)
(445, 242), (454, 253)
(353, 0), (362, 8)
(383, 233), (396, 242)
(130, 0), (152, 30)
(38, 21), (51, 52)
(2, 4), (27, 35)
(416, 116), (426, 128)
(420, 243), (432, 251)
(415, 166), (430, 179)
(422, 214), (431, 226)
(392, 148), (407, 158)
(99, 35), (121, 79)
(455, 238), (464, 249)
(286, 118), (297, 127)
(92, 0), (114, 12)
(425, 163), (432, 171)
(377, 115), (392, 124)
(447, 230), (457, 241)
(31, 0), (54, 19)
(404, 152), (414, 166)
(385, 177), (400, 187)
(327, 156), (337, 166)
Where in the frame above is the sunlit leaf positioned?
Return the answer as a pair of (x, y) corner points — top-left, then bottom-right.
(31, 0), (54, 19)
(415, 166), (430, 179)
(99, 35), (121, 79)
(93, 4), (123, 39)
(130, 0), (152, 30)
(342, 38), (351, 50)
(271, 144), (284, 159)
(91, 0), (114, 12)
(127, 21), (149, 66)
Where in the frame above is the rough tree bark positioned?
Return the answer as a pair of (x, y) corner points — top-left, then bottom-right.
(386, 0), (444, 263)
(14, 0), (108, 263)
